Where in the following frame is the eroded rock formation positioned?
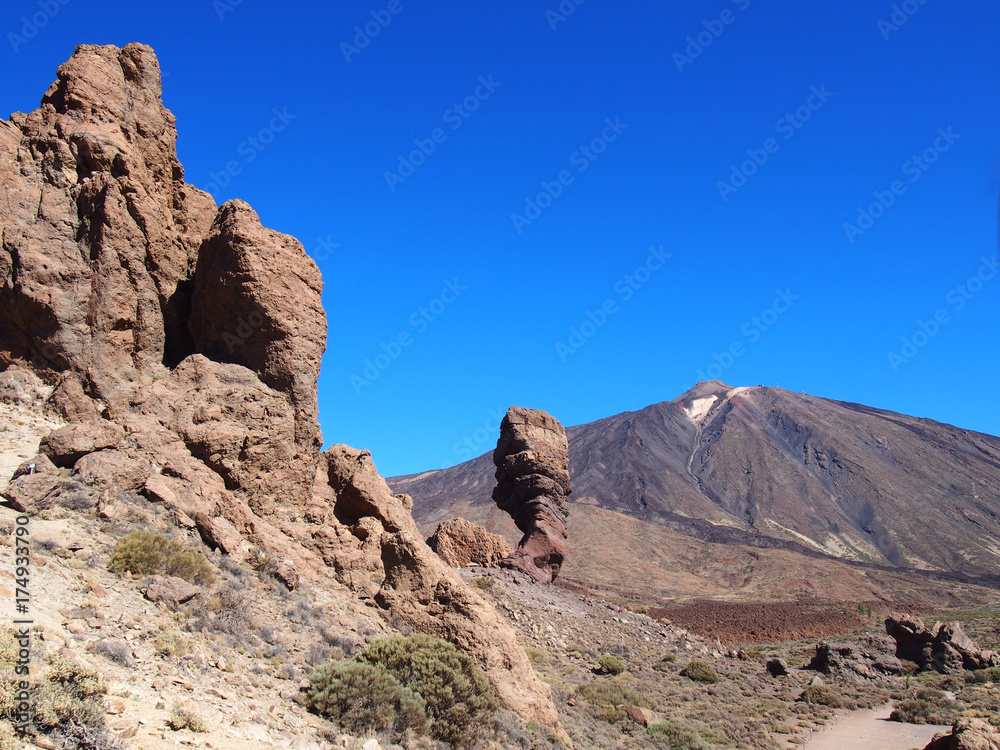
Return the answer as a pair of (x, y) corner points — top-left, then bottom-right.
(806, 635), (902, 682)
(0, 43), (560, 732)
(427, 517), (514, 568)
(492, 406), (571, 583)
(886, 613), (1000, 674)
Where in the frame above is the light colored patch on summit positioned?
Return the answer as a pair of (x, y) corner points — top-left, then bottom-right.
(684, 396), (718, 424)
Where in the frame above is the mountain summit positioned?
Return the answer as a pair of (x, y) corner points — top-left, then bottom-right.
(392, 383), (1000, 586)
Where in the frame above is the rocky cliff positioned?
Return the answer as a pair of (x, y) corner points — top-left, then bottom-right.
(0, 43), (559, 732)
(493, 406), (572, 584)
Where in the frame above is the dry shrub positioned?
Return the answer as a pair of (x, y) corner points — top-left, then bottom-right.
(108, 530), (215, 584)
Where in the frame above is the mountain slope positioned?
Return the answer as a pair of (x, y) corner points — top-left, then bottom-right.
(391, 382), (1000, 587)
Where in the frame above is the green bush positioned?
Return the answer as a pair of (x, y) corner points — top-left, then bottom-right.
(680, 661), (719, 684)
(648, 720), (709, 749)
(800, 684), (842, 707)
(0, 629), (109, 739)
(306, 661), (427, 736)
(599, 654), (626, 675)
(358, 634), (498, 745)
(576, 680), (651, 709)
(108, 530), (216, 584)
(647, 719), (709, 749)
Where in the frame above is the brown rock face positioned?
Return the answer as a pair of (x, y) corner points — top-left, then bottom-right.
(427, 517), (514, 568)
(492, 406), (571, 583)
(188, 200), (325, 452)
(886, 613), (1000, 673)
(0, 43), (560, 733)
(924, 719), (1000, 750)
(806, 635), (902, 682)
(0, 44), (216, 410)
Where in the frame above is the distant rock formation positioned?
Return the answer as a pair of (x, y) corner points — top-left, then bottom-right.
(492, 406), (571, 584)
(427, 517), (513, 568)
(0, 43), (560, 733)
(886, 613), (1000, 674)
(806, 635), (902, 682)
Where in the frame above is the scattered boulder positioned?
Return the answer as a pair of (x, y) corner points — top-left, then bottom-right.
(886, 613), (999, 673)
(766, 657), (790, 677)
(195, 512), (243, 556)
(1, 474), (97, 514)
(144, 575), (200, 605)
(13, 453), (56, 480)
(39, 420), (124, 467)
(807, 634), (902, 682)
(623, 705), (658, 727)
(143, 473), (179, 506)
(426, 517), (513, 568)
(924, 718), (1000, 750)
(73, 450), (152, 491)
(492, 406), (572, 584)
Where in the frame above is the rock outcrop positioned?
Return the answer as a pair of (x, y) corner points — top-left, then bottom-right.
(924, 719), (1000, 750)
(492, 406), (572, 584)
(427, 517), (514, 568)
(886, 613), (1000, 674)
(0, 43), (560, 734)
(806, 634), (902, 682)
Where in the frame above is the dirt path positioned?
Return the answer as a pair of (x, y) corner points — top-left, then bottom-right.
(803, 704), (948, 750)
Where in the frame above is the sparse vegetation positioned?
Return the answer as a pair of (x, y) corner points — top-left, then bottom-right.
(800, 684), (842, 707)
(647, 719), (709, 749)
(306, 661), (428, 736)
(598, 654), (626, 675)
(0, 629), (111, 743)
(88, 639), (134, 668)
(680, 661), (719, 684)
(576, 680), (651, 710)
(967, 666), (1000, 684)
(357, 633), (499, 745)
(167, 704), (210, 732)
(474, 576), (496, 591)
(108, 530), (215, 584)
(890, 688), (961, 725)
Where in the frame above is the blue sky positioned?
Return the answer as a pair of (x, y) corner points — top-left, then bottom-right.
(3, 0), (999, 476)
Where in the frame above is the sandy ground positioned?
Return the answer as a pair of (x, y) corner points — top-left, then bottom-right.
(803, 704), (949, 750)
(0, 401), (62, 492)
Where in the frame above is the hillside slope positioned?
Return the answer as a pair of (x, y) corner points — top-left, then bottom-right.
(391, 381), (1000, 593)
